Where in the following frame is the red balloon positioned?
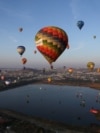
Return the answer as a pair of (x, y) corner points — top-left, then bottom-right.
(21, 58), (27, 64)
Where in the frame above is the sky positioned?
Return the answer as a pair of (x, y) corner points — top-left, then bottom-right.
(0, 0), (100, 69)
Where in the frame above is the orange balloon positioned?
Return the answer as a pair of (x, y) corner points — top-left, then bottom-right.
(97, 68), (100, 73)
(68, 68), (73, 74)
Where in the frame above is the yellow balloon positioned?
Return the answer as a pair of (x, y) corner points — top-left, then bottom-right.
(87, 62), (95, 71)
(48, 77), (52, 82)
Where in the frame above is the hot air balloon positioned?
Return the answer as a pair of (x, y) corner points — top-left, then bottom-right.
(1, 75), (5, 80)
(97, 68), (100, 73)
(87, 62), (95, 71)
(48, 77), (52, 82)
(68, 68), (73, 74)
(17, 46), (25, 56)
(77, 20), (84, 30)
(34, 50), (37, 54)
(93, 35), (96, 39)
(21, 58), (27, 65)
(5, 80), (11, 85)
(34, 26), (69, 68)
(19, 27), (23, 32)
(63, 66), (66, 69)
(21, 58), (27, 70)
(90, 108), (99, 114)
(43, 68), (45, 73)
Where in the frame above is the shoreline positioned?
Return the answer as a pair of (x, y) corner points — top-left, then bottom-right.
(0, 108), (99, 133)
(0, 78), (100, 92)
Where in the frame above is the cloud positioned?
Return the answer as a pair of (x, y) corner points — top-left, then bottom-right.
(70, 0), (80, 20)
(9, 36), (18, 43)
(70, 43), (84, 51)
(0, 7), (33, 21)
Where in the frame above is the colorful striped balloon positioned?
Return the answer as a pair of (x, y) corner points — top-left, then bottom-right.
(35, 26), (69, 64)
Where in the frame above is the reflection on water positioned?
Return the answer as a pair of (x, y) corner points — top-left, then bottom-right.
(0, 84), (100, 126)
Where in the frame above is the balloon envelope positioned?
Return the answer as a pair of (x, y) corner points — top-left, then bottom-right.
(77, 21), (84, 30)
(87, 62), (95, 70)
(48, 77), (52, 82)
(19, 27), (23, 32)
(1, 75), (5, 80)
(21, 58), (27, 64)
(68, 68), (73, 74)
(97, 68), (100, 73)
(17, 46), (25, 56)
(5, 80), (11, 85)
(93, 35), (96, 39)
(35, 26), (69, 64)
(34, 50), (37, 54)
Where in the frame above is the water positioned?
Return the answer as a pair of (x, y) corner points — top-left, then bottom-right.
(0, 84), (100, 126)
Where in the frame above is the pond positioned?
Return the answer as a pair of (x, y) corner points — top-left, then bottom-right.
(0, 84), (100, 126)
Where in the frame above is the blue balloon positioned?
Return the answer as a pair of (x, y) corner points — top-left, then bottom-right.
(77, 20), (84, 30)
